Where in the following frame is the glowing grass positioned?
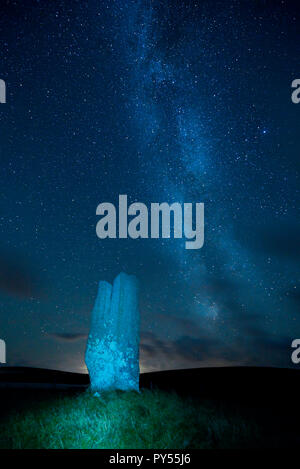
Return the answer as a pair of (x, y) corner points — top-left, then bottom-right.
(0, 389), (260, 449)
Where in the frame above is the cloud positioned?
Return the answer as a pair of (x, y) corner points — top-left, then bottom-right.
(48, 333), (88, 342)
(140, 331), (240, 372)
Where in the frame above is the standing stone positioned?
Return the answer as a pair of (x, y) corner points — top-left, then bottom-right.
(85, 273), (140, 392)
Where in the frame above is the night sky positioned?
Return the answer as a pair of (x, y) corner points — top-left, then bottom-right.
(0, 0), (299, 373)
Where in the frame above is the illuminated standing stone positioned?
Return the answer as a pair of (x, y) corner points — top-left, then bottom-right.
(85, 273), (140, 392)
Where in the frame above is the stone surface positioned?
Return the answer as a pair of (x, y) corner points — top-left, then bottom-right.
(85, 273), (140, 392)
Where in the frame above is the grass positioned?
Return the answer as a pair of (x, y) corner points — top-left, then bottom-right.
(0, 388), (262, 449)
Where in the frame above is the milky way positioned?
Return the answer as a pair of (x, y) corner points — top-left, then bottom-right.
(0, 0), (299, 372)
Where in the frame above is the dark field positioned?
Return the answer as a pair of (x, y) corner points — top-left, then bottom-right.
(0, 367), (299, 449)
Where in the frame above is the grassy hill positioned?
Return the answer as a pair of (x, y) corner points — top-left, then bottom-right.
(0, 366), (299, 449)
(0, 388), (262, 449)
